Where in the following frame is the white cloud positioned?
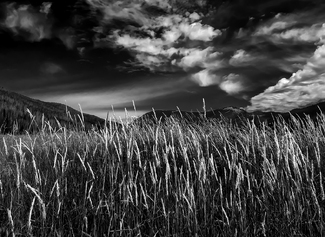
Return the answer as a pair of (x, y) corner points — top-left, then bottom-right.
(190, 71), (246, 95)
(255, 21), (293, 36)
(247, 44), (325, 112)
(175, 47), (220, 70)
(112, 19), (220, 71)
(191, 69), (220, 87)
(219, 74), (244, 95)
(188, 12), (201, 21)
(254, 11), (325, 44)
(229, 49), (257, 67)
(273, 25), (325, 43)
(87, 0), (221, 72)
(179, 22), (221, 41)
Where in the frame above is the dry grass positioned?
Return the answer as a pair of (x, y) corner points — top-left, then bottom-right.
(0, 114), (324, 236)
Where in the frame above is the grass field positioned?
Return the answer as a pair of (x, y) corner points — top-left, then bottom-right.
(0, 114), (324, 236)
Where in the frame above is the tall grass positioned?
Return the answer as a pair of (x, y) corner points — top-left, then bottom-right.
(0, 114), (324, 236)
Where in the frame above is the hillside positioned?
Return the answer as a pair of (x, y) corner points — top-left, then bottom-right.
(136, 107), (249, 124)
(136, 102), (325, 126)
(2, 88), (325, 133)
(0, 89), (105, 133)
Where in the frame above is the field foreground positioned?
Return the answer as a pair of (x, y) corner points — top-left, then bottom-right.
(0, 115), (325, 236)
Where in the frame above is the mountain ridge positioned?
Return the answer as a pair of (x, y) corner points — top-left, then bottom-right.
(1, 89), (325, 133)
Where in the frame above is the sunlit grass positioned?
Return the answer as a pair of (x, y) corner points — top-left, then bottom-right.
(0, 113), (324, 236)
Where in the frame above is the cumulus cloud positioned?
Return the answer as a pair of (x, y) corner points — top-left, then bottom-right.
(246, 10), (325, 111)
(190, 69), (220, 87)
(219, 74), (245, 95)
(112, 14), (220, 71)
(174, 47), (222, 70)
(179, 22), (220, 41)
(190, 70), (246, 95)
(247, 44), (325, 112)
(229, 49), (258, 67)
(87, 0), (221, 72)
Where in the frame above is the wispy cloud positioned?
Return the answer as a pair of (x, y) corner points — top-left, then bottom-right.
(1, 2), (75, 49)
(35, 75), (187, 117)
(86, 0), (152, 26)
(3, 3), (52, 41)
(253, 10), (325, 44)
(40, 62), (64, 75)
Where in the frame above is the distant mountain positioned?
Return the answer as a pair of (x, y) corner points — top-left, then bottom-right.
(135, 102), (325, 126)
(2, 88), (325, 133)
(135, 107), (250, 125)
(0, 89), (106, 133)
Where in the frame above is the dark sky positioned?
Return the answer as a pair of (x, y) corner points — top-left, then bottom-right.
(1, 0), (325, 118)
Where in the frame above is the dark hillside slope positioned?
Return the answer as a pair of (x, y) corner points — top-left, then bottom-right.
(248, 101), (325, 126)
(290, 101), (325, 118)
(0, 89), (105, 133)
(136, 102), (325, 127)
(135, 107), (250, 126)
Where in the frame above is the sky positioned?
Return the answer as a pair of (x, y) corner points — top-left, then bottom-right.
(1, 0), (325, 119)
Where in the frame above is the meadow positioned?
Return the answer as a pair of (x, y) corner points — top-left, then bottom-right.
(0, 114), (324, 236)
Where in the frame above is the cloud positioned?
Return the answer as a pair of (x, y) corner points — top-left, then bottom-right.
(253, 10), (325, 45)
(86, 0), (207, 26)
(3, 3), (52, 41)
(1, 3), (76, 49)
(190, 69), (220, 87)
(255, 20), (295, 36)
(272, 25), (325, 43)
(86, 0), (150, 26)
(57, 28), (76, 49)
(219, 74), (245, 95)
(40, 2), (52, 15)
(247, 44), (325, 112)
(144, 0), (172, 10)
(86, 0), (221, 72)
(41, 62), (64, 75)
(174, 47), (222, 70)
(229, 49), (258, 67)
(112, 17), (220, 71)
(179, 22), (220, 41)
(35, 75), (187, 118)
(190, 70), (246, 95)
